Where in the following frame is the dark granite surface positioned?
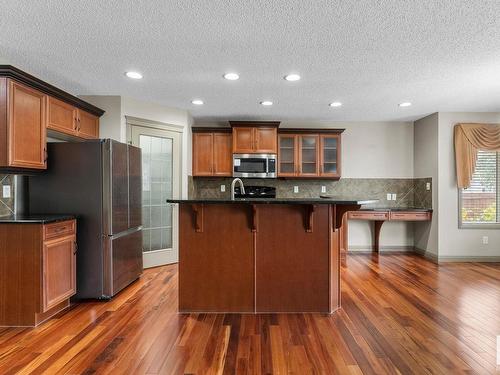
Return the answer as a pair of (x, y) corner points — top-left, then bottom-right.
(0, 214), (76, 224)
(359, 207), (433, 212)
(167, 198), (378, 205)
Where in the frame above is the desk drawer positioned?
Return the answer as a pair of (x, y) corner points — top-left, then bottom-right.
(43, 220), (76, 240)
(389, 212), (431, 221)
(348, 211), (389, 220)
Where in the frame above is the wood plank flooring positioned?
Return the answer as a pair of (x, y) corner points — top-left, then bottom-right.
(0, 253), (499, 374)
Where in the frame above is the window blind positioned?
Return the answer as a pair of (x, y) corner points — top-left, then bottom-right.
(461, 151), (498, 224)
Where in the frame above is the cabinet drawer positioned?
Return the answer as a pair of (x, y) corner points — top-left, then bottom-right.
(43, 220), (76, 240)
(389, 212), (431, 221)
(348, 211), (389, 220)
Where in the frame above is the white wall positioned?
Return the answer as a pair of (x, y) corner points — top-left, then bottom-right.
(195, 120), (416, 251)
(413, 113), (439, 256)
(80, 95), (192, 198)
(80, 96), (122, 140)
(437, 112), (500, 259)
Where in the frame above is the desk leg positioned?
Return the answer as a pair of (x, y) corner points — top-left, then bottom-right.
(374, 220), (384, 252)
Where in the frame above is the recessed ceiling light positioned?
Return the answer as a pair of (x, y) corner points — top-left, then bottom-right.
(223, 73), (239, 80)
(329, 102), (342, 107)
(260, 101), (273, 106)
(399, 102), (412, 107)
(125, 71), (143, 79)
(284, 74), (301, 81)
(191, 99), (204, 105)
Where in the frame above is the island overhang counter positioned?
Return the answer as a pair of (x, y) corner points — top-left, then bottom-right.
(167, 198), (376, 313)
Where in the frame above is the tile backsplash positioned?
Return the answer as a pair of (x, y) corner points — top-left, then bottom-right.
(0, 174), (15, 217)
(188, 177), (433, 209)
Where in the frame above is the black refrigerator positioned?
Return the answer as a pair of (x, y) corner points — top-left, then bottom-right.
(29, 139), (143, 299)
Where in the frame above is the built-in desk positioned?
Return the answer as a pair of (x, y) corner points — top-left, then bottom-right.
(340, 208), (432, 258)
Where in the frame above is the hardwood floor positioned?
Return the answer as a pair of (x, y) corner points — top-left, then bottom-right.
(0, 253), (499, 374)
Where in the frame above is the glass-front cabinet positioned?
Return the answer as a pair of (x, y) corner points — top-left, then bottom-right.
(319, 134), (340, 177)
(278, 135), (297, 176)
(278, 132), (341, 178)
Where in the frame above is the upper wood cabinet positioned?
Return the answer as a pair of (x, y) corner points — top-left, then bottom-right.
(0, 79), (47, 169)
(47, 98), (99, 139)
(278, 130), (342, 179)
(47, 96), (77, 134)
(0, 66), (104, 171)
(76, 109), (99, 139)
(192, 130), (232, 176)
(230, 122), (279, 154)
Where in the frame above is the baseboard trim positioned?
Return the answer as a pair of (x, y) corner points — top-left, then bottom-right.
(348, 245), (414, 252)
(436, 256), (500, 263)
(412, 247), (500, 263)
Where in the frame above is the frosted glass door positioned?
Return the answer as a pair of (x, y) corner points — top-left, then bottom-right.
(140, 135), (173, 252)
(131, 125), (181, 268)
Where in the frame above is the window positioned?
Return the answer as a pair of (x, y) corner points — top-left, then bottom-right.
(460, 150), (499, 227)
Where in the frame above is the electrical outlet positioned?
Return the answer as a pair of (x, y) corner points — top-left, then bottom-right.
(391, 193), (397, 201)
(426, 182), (431, 191)
(293, 186), (299, 194)
(386, 193), (392, 201)
(2, 185), (11, 198)
(220, 185), (226, 192)
(321, 186), (326, 193)
(482, 236), (489, 245)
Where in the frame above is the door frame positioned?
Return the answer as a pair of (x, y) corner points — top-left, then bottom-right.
(126, 116), (184, 268)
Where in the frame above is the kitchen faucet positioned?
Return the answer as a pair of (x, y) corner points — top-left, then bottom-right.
(230, 178), (245, 200)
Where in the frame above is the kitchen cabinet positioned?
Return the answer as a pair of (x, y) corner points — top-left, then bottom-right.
(0, 65), (104, 171)
(192, 130), (232, 176)
(278, 131), (339, 178)
(230, 122), (279, 154)
(320, 134), (341, 177)
(76, 109), (99, 139)
(0, 79), (47, 169)
(48, 98), (99, 139)
(0, 219), (76, 327)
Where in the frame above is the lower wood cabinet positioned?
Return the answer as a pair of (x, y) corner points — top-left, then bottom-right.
(0, 219), (76, 327)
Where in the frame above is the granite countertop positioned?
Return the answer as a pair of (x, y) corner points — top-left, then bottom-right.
(358, 207), (433, 212)
(0, 214), (76, 224)
(167, 198), (378, 205)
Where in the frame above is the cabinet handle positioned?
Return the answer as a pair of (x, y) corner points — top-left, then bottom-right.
(78, 118), (81, 132)
(44, 148), (48, 163)
(73, 241), (78, 255)
(74, 117), (78, 130)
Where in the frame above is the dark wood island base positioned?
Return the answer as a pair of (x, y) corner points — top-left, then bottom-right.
(170, 199), (371, 313)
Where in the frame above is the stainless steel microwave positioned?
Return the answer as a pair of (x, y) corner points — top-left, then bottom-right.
(233, 154), (277, 178)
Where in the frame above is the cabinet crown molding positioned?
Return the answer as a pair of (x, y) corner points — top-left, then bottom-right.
(0, 65), (105, 117)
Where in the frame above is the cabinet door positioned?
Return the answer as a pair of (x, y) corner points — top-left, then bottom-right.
(278, 134), (298, 176)
(299, 135), (319, 176)
(42, 235), (76, 312)
(47, 97), (77, 135)
(320, 135), (341, 177)
(254, 127), (277, 153)
(232, 127), (255, 153)
(77, 109), (99, 139)
(213, 133), (232, 176)
(192, 133), (214, 176)
(8, 80), (47, 169)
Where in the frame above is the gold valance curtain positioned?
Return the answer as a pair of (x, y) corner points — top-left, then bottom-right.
(454, 123), (500, 188)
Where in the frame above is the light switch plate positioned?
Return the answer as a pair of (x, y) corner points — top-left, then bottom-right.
(386, 193), (392, 201)
(391, 193), (397, 201)
(482, 236), (489, 245)
(426, 182), (431, 191)
(220, 185), (226, 192)
(321, 186), (326, 193)
(2, 185), (11, 198)
(294, 186), (299, 194)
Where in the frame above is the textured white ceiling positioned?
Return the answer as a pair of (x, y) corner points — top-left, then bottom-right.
(1, 0), (500, 122)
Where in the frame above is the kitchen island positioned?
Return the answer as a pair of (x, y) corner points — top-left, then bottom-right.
(168, 198), (375, 313)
